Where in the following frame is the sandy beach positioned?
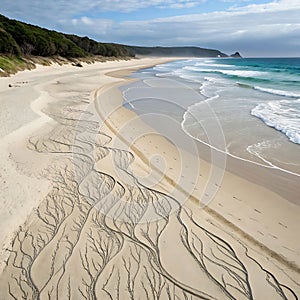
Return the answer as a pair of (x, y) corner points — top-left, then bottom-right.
(0, 57), (299, 299)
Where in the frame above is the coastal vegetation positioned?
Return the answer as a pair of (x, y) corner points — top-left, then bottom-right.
(0, 14), (133, 58)
(0, 14), (134, 75)
(0, 55), (35, 75)
(0, 13), (228, 76)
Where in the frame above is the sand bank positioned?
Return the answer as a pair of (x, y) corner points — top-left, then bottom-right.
(0, 57), (299, 299)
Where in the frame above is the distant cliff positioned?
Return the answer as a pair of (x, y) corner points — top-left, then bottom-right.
(230, 52), (242, 58)
(126, 46), (227, 58)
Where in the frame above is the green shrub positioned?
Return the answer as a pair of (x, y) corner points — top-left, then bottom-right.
(0, 13), (133, 62)
(0, 29), (21, 55)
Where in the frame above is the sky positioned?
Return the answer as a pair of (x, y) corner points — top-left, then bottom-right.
(1, 0), (300, 57)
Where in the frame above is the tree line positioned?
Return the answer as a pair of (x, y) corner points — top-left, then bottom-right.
(0, 14), (134, 58)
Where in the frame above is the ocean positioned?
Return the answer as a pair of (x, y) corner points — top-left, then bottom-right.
(122, 57), (300, 177)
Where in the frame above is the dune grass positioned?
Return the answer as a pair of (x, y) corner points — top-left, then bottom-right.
(0, 55), (36, 76)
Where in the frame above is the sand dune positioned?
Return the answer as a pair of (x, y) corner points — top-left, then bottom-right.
(0, 58), (299, 299)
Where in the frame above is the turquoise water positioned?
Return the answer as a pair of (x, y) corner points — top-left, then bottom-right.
(123, 58), (300, 175)
(154, 58), (300, 144)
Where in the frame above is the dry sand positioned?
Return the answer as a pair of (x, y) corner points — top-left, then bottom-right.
(0, 57), (299, 299)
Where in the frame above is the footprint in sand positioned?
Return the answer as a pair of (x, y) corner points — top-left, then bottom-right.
(279, 222), (288, 229)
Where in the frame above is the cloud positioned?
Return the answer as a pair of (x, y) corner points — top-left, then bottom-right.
(221, 0), (250, 2)
(228, 0), (300, 12)
(97, 0), (300, 56)
(158, 1), (206, 9)
(68, 17), (113, 36)
(80, 17), (94, 26)
(1, 0), (205, 18)
(1, 0), (300, 56)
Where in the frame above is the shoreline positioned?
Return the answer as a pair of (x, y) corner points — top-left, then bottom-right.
(0, 57), (299, 298)
(106, 63), (299, 204)
(95, 65), (300, 270)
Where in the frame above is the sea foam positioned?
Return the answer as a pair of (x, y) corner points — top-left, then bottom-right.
(251, 99), (300, 144)
(253, 86), (300, 98)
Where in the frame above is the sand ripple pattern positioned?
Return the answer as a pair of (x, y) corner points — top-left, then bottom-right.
(0, 82), (298, 300)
